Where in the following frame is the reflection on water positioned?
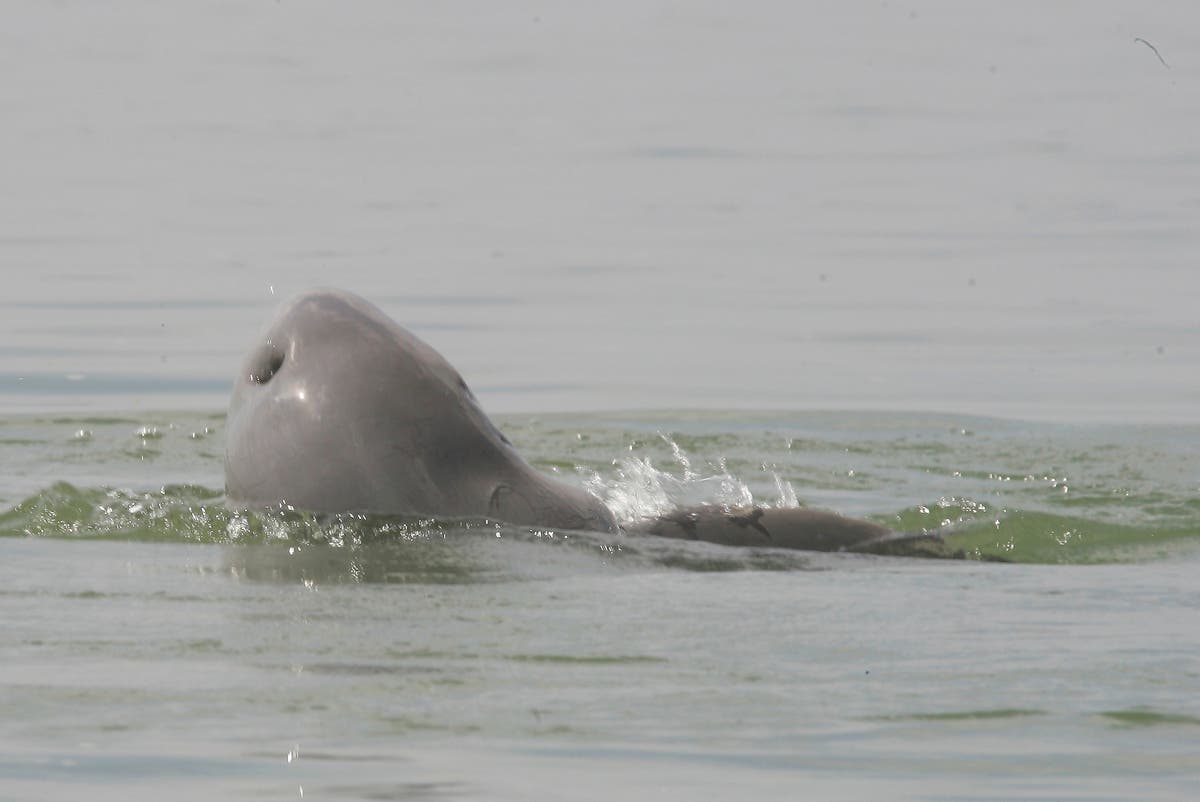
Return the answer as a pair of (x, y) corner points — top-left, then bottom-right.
(223, 530), (621, 585)
(223, 533), (825, 585)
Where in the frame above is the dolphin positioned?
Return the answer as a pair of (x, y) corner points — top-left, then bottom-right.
(225, 289), (946, 556)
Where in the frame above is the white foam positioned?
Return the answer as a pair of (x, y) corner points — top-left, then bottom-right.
(580, 435), (801, 524)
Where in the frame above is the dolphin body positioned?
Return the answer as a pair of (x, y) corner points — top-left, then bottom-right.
(225, 290), (945, 556)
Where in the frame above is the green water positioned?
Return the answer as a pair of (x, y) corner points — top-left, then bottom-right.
(3, 411), (1199, 799)
(4, 410), (1198, 566)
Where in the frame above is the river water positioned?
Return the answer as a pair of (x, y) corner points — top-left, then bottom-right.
(3, 2), (1200, 800)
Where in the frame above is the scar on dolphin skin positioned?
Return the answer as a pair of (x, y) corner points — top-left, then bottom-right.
(731, 508), (772, 541)
(663, 511), (700, 540)
(1134, 37), (1169, 69)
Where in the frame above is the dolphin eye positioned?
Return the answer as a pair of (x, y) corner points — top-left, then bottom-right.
(248, 343), (285, 384)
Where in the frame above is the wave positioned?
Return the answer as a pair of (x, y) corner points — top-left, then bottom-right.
(2, 482), (1197, 574)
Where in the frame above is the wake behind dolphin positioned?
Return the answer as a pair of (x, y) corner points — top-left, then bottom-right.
(225, 289), (947, 557)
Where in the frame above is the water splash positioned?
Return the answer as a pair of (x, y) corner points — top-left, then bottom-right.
(580, 434), (795, 523)
(772, 471), (799, 507)
(0, 482), (229, 542)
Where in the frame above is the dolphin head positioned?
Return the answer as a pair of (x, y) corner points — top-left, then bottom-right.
(224, 289), (616, 533)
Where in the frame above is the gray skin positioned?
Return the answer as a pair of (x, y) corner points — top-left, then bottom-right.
(225, 289), (616, 532)
(225, 289), (946, 556)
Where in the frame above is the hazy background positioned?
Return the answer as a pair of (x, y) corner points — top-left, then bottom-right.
(2, 0), (1198, 421)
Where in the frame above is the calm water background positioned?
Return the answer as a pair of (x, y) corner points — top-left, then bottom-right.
(2, 0), (1199, 419)
(3, 1), (1200, 800)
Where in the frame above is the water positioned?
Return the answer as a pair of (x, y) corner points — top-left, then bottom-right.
(4, 1), (1200, 799)
(3, 412), (1200, 800)
(3, 0), (1200, 420)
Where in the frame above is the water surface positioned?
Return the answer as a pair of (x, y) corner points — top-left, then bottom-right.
(3, 2), (1200, 799)
(2, 1), (1199, 419)
(3, 411), (1200, 799)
